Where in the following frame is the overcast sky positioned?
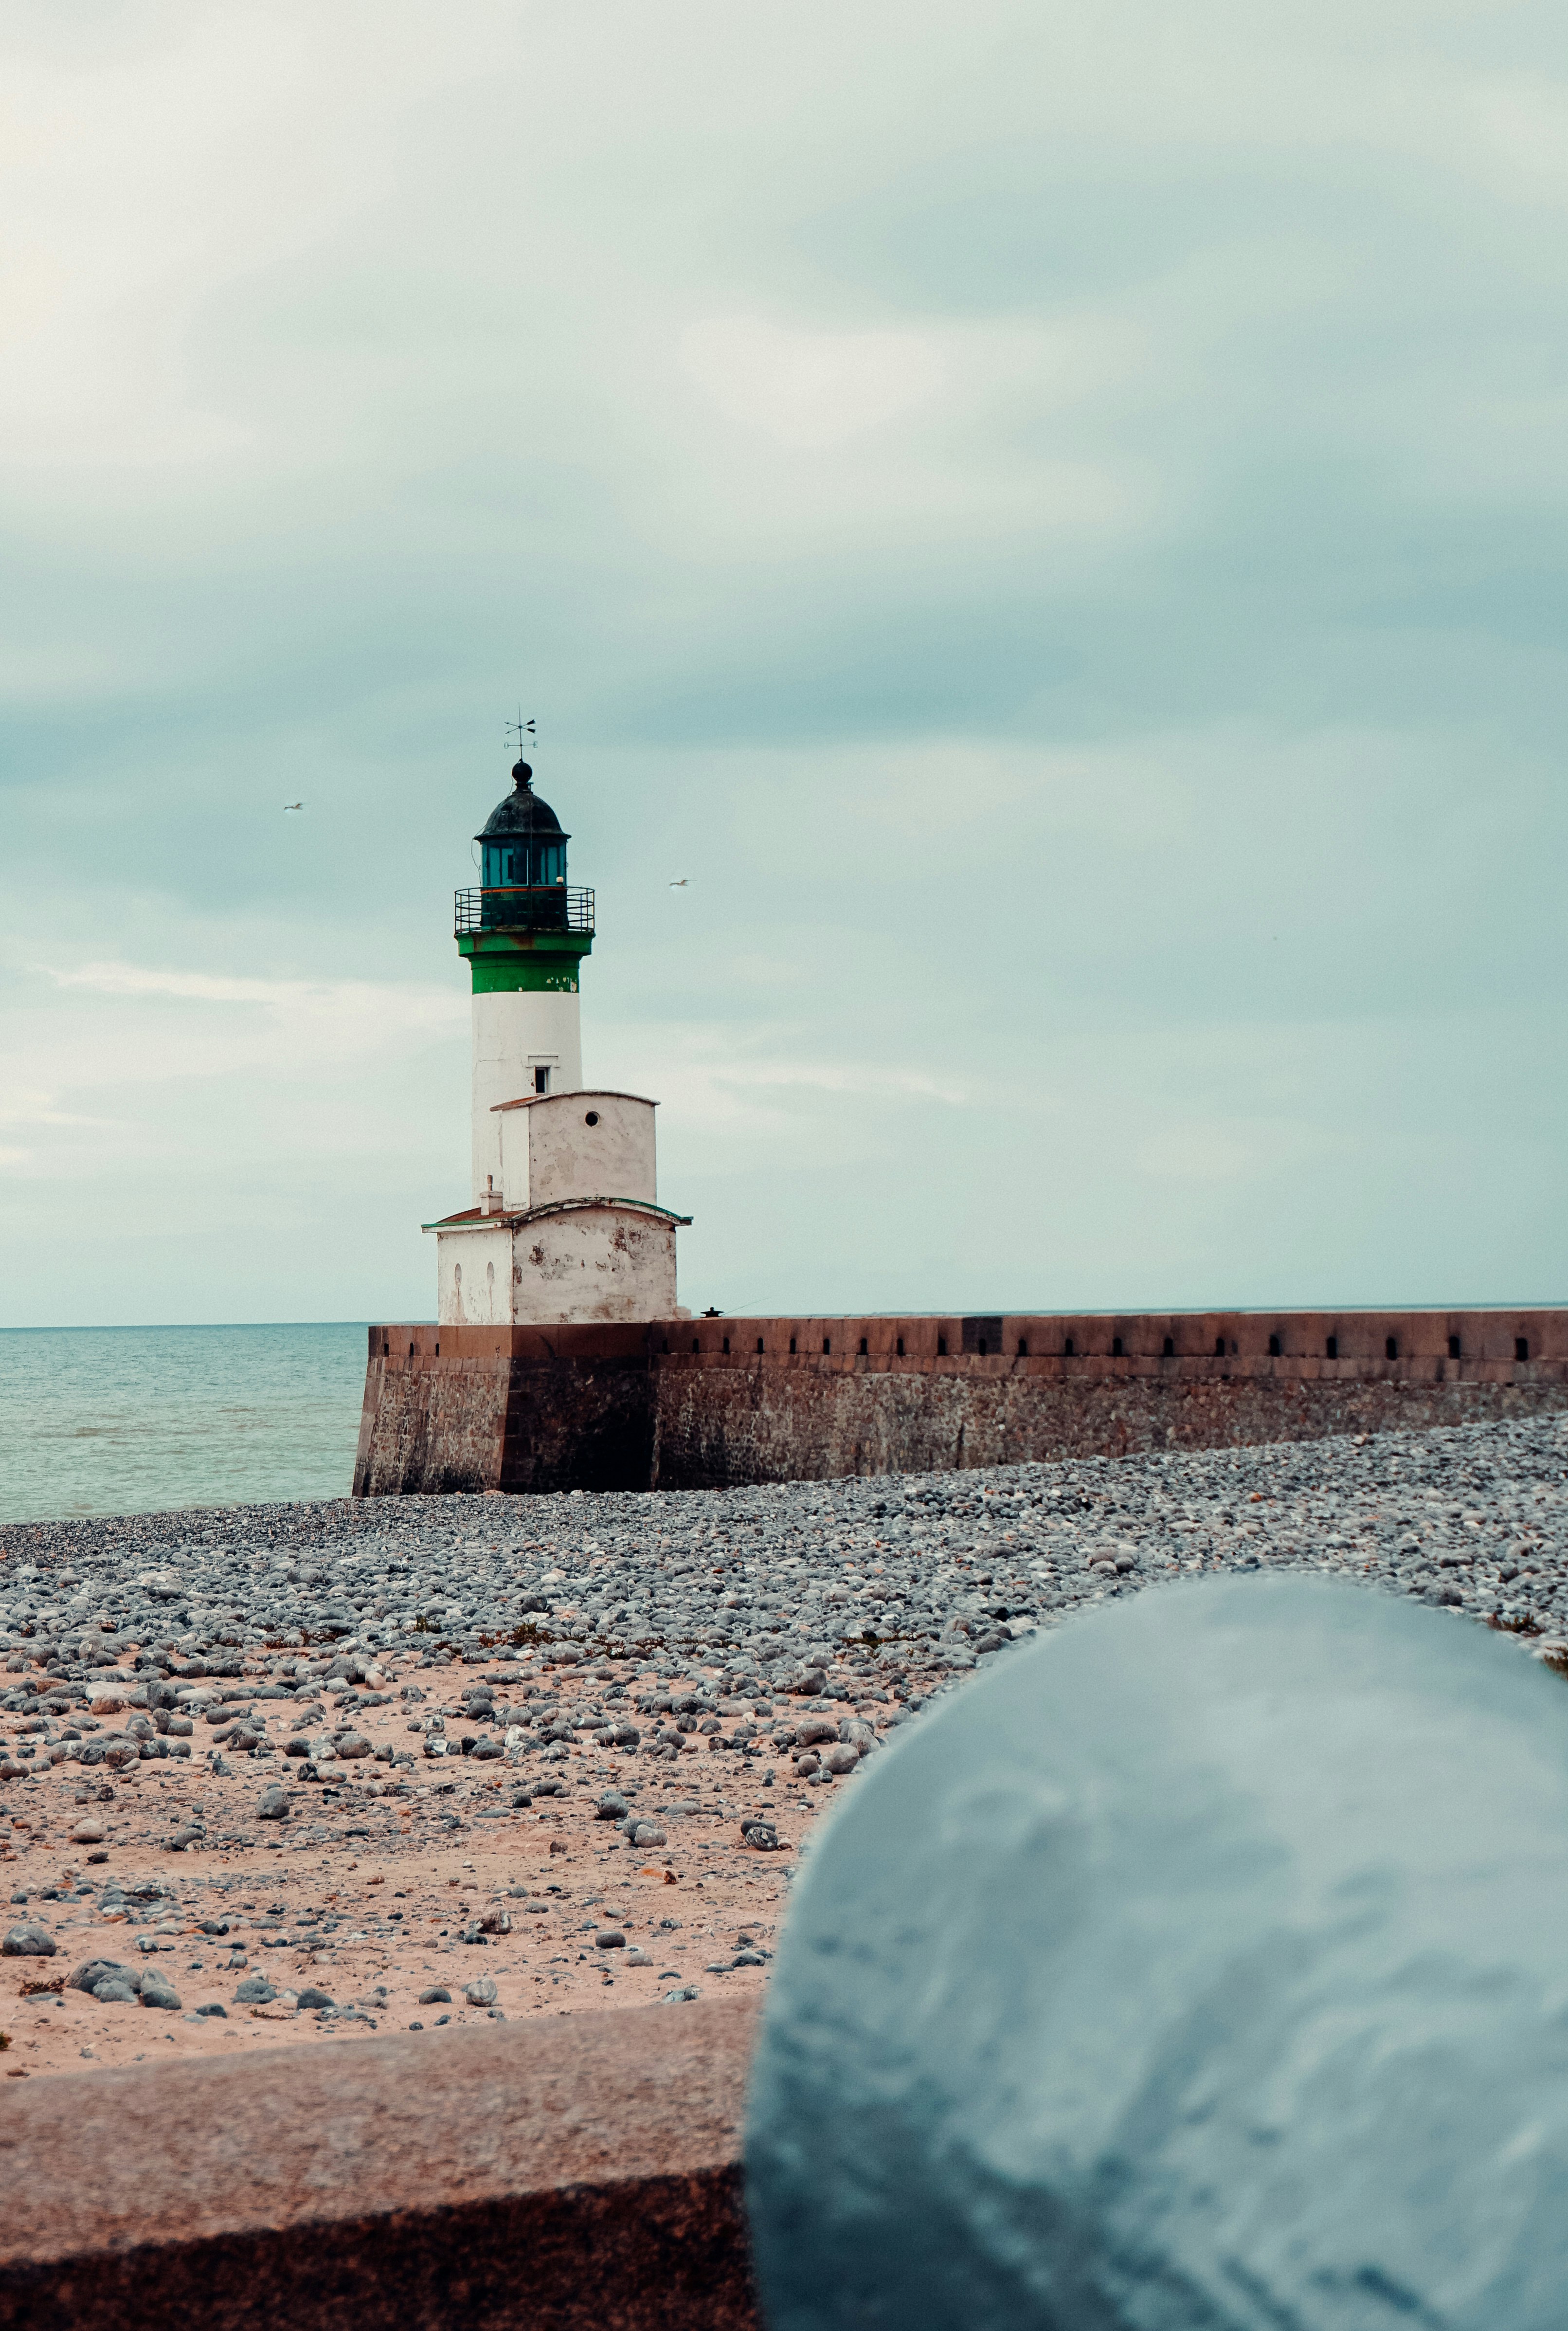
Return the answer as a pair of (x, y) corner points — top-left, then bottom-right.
(3, 0), (1566, 1328)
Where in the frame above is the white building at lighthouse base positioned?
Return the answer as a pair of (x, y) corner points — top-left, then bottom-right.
(426, 1088), (689, 1327)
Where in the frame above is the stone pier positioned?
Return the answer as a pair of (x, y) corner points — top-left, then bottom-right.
(354, 1308), (1568, 1497)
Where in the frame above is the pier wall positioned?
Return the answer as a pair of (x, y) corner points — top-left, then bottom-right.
(354, 1310), (1568, 1497)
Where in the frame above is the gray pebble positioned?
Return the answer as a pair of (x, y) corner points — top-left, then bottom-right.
(5, 1418), (1567, 1795)
(2, 1923), (55, 1958)
(69, 1957), (126, 1994)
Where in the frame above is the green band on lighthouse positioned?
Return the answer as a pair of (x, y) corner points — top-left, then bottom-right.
(458, 930), (593, 995)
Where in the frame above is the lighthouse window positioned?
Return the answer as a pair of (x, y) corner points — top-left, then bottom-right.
(534, 1067), (550, 1095)
(584, 1110), (599, 1126)
(483, 839), (568, 888)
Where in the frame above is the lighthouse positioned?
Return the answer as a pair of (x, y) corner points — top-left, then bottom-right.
(458, 756), (591, 1200)
(425, 750), (689, 1326)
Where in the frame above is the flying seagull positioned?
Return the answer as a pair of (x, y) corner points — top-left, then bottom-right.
(669, 876), (688, 887)
(283, 801), (305, 813)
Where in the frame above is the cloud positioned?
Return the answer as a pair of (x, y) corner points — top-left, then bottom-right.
(45, 961), (462, 1029)
(680, 318), (947, 452)
(0, 0), (1565, 1323)
(0, 1088), (96, 1129)
(599, 1028), (969, 1149)
(1135, 1120), (1347, 1185)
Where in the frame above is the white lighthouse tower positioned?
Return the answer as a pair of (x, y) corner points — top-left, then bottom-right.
(425, 750), (688, 1326)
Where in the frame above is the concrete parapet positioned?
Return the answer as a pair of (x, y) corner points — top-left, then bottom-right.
(354, 1310), (1568, 1496)
(0, 1999), (758, 2331)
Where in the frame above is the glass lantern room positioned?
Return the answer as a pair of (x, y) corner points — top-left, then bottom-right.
(477, 761), (570, 889)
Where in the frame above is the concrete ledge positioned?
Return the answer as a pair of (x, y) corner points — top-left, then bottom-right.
(0, 2000), (759, 2331)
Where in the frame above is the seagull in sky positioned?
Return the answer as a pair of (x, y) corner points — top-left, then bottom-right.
(283, 801), (305, 813)
(669, 876), (688, 886)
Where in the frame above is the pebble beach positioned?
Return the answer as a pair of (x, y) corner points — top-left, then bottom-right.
(3, 1411), (1566, 2081)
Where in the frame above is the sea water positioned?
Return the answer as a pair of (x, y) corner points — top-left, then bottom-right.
(0, 1325), (372, 1524)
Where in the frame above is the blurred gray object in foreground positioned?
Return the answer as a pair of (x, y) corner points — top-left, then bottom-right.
(747, 1576), (1568, 2331)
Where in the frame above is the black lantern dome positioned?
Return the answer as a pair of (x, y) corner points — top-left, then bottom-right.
(476, 760), (570, 890)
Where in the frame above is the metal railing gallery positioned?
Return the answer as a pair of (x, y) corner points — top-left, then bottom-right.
(454, 887), (595, 936)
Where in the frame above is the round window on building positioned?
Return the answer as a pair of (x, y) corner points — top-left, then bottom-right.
(585, 1110), (600, 1126)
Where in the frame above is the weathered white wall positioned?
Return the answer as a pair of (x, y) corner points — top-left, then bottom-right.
(435, 1204), (678, 1324)
(470, 989), (582, 1200)
(509, 1204), (678, 1324)
(436, 1221), (512, 1325)
(532, 1092), (657, 1209)
(497, 1090), (657, 1212)
(497, 1108), (532, 1213)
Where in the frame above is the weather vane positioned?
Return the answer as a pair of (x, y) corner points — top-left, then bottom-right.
(505, 708), (536, 758)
